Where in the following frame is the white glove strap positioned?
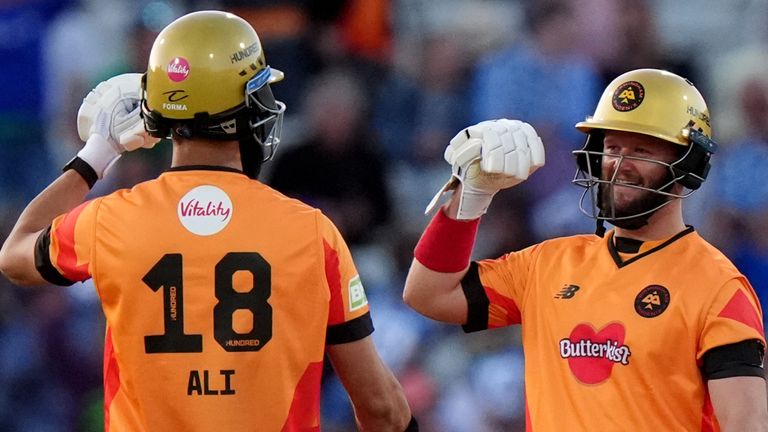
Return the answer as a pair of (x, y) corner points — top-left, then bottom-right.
(423, 177), (495, 220)
(77, 134), (122, 179)
(455, 182), (495, 220)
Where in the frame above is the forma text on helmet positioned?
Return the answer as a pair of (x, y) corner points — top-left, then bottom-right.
(162, 103), (188, 111)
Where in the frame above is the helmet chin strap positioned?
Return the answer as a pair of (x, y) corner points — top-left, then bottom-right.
(238, 132), (263, 179)
(594, 189), (607, 237)
(595, 219), (607, 238)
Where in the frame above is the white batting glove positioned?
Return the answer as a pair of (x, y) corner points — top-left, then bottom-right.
(75, 73), (160, 178)
(425, 119), (545, 220)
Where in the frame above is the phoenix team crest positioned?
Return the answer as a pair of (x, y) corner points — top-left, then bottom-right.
(634, 285), (670, 318)
(612, 81), (645, 112)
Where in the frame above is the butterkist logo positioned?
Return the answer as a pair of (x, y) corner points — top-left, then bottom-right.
(560, 322), (631, 384)
(177, 185), (233, 236)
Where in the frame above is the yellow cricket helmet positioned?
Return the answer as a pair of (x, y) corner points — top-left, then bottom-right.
(576, 68), (711, 146)
(141, 10), (286, 169)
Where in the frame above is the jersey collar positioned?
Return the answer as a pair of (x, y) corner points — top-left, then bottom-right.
(607, 226), (695, 268)
(166, 165), (245, 174)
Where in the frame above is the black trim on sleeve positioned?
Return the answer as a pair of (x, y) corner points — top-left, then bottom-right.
(34, 227), (76, 286)
(326, 312), (374, 345)
(404, 415), (419, 431)
(62, 156), (98, 189)
(461, 261), (490, 333)
(702, 339), (766, 380)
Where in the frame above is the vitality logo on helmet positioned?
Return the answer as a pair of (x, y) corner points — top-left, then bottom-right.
(167, 57), (190, 82)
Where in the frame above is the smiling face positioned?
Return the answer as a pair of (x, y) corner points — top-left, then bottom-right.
(598, 130), (683, 228)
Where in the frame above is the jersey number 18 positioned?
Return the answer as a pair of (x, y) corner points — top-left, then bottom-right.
(142, 252), (272, 353)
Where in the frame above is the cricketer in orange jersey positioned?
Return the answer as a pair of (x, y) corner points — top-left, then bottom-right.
(404, 69), (768, 431)
(0, 10), (415, 432)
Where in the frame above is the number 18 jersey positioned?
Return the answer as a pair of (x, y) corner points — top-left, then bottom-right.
(35, 167), (372, 432)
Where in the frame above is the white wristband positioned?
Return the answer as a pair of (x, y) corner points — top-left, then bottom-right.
(77, 134), (122, 179)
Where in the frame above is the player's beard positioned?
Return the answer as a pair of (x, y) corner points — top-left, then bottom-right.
(597, 175), (673, 230)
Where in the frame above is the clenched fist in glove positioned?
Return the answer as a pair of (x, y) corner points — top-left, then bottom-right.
(426, 119), (545, 220)
(74, 73), (160, 180)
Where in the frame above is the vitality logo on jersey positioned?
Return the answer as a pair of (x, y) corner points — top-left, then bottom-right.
(555, 284), (580, 299)
(178, 185), (233, 236)
(634, 285), (670, 318)
(559, 322), (631, 384)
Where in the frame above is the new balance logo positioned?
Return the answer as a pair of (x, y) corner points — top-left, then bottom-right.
(555, 284), (580, 299)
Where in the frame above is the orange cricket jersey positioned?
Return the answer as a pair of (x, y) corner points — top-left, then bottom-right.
(463, 227), (765, 431)
(36, 167), (373, 432)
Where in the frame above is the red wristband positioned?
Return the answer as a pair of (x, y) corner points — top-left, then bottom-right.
(414, 209), (480, 272)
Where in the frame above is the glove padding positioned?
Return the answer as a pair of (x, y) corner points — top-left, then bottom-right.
(425, 119), (545, 220)
(76, 73), (160, 178)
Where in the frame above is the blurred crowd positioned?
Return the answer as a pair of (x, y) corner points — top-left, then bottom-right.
(1, 0), (768, 431)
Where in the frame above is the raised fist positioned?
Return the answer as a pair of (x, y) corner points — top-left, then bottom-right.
(75, 73), (160, 179)
(429, 119), (545, 220)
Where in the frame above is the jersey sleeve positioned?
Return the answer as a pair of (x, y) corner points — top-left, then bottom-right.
(462, 243), (540, 333)
(699, 277), (766, 360)
(34, 198), (101, 286)
(317, 213), (373, 345)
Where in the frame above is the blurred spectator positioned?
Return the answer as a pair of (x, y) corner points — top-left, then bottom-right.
(221, 0), (317, 109)
(591, 0), (696, 89)
(705, 53), (768, 329)
(373, 33), (471, 165)
(222, 0), (391, 108)
(469, 0), (600, 202)
(0, 284), (103, 432)
(268, 68), (392, 246)
(306, 0), (391, 94)
(429, 334), (525, 432)
(323, 0), (392, 62)
(43, 0), (133, 167)
(0, 0), (73, 207)
(466, 0), (601, 241)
